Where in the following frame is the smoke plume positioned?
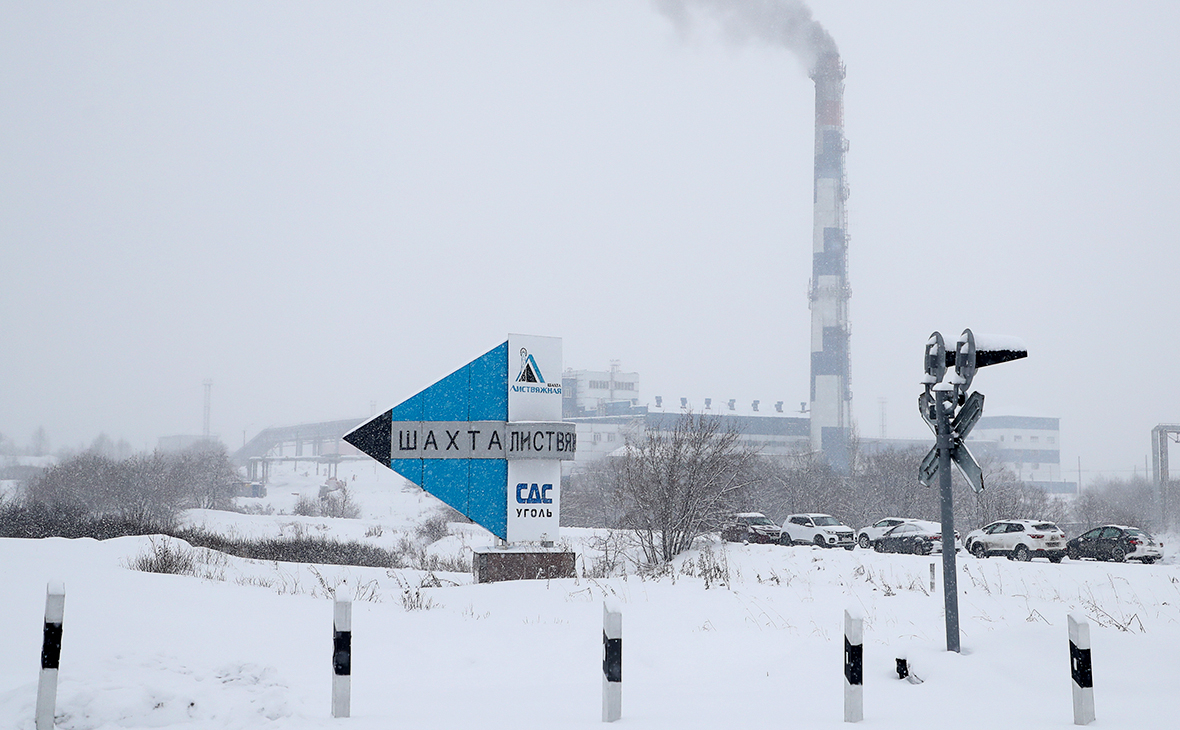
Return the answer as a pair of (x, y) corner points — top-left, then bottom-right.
(655, 0), (838, 72)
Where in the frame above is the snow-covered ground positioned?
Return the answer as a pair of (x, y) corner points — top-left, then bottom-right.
(3, 462), (1179, 728)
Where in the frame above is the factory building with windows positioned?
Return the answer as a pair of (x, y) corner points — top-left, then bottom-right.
(561, 365), (810, 473)
(967, 415), (1076, 494)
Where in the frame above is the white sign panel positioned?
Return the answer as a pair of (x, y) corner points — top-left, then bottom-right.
(507, 459), (561, 542)
(506, 333), (562, 542)
(508, 333), (563, 422)
(389, 421), (576, 459)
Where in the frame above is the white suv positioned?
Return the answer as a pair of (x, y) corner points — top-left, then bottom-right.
(782, 513), (856, 550)
(964, 519), (1067, 562)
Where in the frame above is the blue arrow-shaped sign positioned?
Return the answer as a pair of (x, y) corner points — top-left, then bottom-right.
(344, 336), (575, 541)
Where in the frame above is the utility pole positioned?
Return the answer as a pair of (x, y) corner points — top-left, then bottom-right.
(934, 378), (960, 652)
(203, 379), (213, 442)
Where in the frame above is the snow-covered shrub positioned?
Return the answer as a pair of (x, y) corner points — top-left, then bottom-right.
(414, 512), (451, 544)
(129, 538), (197, 576)
(292, 495), (319, 516)
(320, 485), (361, 519)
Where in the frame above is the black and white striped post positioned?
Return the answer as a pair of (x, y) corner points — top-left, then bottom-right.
(602, 600), (622, 723)
(844, 608), (863, 723)
(1068, 613), (1094, 725)
(332, 589), (352, 718)
(35, 581), (65, 730)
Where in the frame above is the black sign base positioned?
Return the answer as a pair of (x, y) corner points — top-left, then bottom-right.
(472, 549), (576, 583)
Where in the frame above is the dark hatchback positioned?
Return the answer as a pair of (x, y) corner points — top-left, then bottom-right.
(874, 521), (961, 555)
(1066, 525), (1163, 564)
(720, 513), (783, 544)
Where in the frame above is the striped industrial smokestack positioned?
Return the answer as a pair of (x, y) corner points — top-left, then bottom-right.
(809, 51), (852, 469)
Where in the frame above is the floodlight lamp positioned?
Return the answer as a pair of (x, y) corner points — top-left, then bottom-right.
(924, 331), (947, 383)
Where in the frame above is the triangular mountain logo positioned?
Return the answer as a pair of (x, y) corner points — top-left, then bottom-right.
(516, 347), (543, 383)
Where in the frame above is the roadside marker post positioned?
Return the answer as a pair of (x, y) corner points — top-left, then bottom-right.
(894, 654), (923, 685)
(602, 601), (622, 723)
(35, 581), (65, 730)
(843, 609), (863, 723)
(332, 590), (352, 719)
(1068, 613), (1095, 725)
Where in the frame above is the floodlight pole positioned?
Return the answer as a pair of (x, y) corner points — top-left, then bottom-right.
(934, 384), (961, 653)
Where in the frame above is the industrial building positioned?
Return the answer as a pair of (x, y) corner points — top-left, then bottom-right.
(562, 408), (810, 472)
(968, 415), (1076, 494)
(561, 363), (641, 419)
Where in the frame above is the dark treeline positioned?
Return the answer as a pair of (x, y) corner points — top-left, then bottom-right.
(0, 445), (398, 568)
(563, 431), (1167, 547)
(1071, 475), (1170, 534)
(0, 499), (399, 569)
(0, 427), (136, 461)
(17, 444), (240, 527)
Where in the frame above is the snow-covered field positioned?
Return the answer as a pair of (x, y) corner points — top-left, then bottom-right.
(3, 461), (1179, 728)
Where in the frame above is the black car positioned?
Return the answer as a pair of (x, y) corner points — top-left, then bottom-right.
(1066, 525), (1163, 564)
(873, 521), (960, 555)
(720, 513), (783, 544)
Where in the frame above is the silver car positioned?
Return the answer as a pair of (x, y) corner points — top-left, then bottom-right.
(856, 517), (918, 550)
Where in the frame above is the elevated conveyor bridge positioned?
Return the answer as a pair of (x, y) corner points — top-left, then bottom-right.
(233, 417), (368, 482)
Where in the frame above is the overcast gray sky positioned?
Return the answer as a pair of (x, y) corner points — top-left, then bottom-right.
(3, 1), (1179, 480)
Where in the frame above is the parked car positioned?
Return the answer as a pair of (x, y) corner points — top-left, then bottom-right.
(964, 519), (1067, 562)
(720, 512), (783, 544)
(781, 513), (855, 549)
(873, 520), (961, 555)
(856, 517), (919, 550)
(1066, 525), (1163, 564)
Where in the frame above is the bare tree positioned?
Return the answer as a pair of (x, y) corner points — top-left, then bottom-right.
(25, 445), (240, 527)
(612, 412), (760, 563)
(948, 451), (1068, 530)
(740, 452), (839, 521)
(747, 444), (1067, 536)
(88, 433), (116, 459)
(1071, 475), (1157, 532)
(118, 452), (184, 525)
(561, 458), (627, 529)
(844, 446), (933, 528)
(30, 426), (49, 457)
(175, 443), (239, 511)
